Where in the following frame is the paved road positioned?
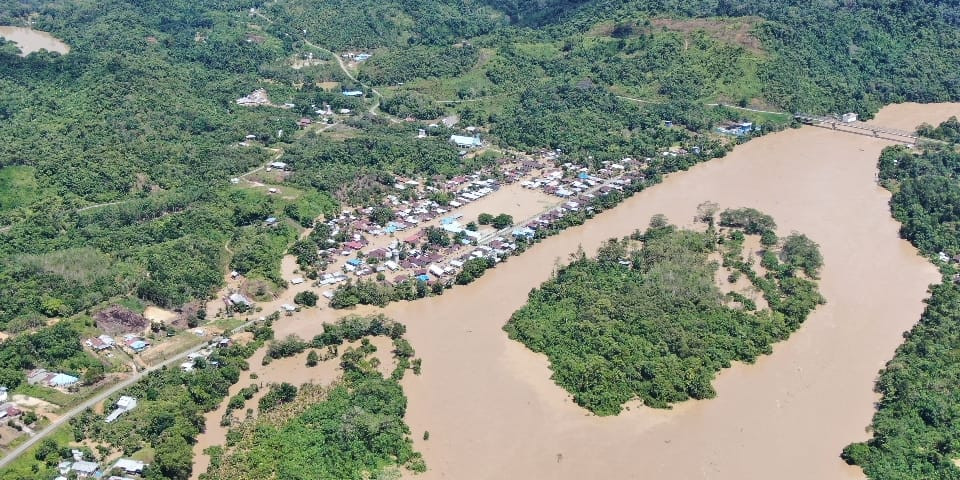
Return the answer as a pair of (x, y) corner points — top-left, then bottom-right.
(0, 341), (210, 468)
(0, 311), (262, 468)
(0, 342), (197, 467)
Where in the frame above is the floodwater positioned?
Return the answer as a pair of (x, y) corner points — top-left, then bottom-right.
(191, 102), (958, 479)
(190, 335), (396, 478)
(0, 27), (69, 56)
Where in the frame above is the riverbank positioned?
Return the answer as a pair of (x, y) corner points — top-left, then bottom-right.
(191, 102), (958, 480)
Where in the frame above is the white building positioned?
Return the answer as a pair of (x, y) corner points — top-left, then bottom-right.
(228, 293), (252, 306)
(112, 458), (146, 475)
(236, 88), (270, 106)
(105, 396), (137, 423)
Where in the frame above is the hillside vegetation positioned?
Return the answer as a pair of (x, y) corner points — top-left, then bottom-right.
(1, 0), (958, 327)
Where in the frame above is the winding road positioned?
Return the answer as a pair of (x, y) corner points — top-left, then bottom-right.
(302, 40), (401, 123)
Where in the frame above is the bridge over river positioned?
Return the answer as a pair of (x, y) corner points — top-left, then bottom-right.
(793, 113), (946, 145)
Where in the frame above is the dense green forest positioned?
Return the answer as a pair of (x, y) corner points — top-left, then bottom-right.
(505, 214), (824, 414)
(842, 128), (960, 479)
(917, 117), (960, 144)
(878, 145), (960, 255)
(202, 315), (424, 480)
(269, 0), (960, 118)
(0, 0), (310, 327)
(0, 321), (99, 390)
(480, 0), (960, 115)
(2, 0), (959, 330)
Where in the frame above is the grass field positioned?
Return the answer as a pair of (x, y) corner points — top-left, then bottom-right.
(0, 423), (72, 474)
(0, 166), (47, 213)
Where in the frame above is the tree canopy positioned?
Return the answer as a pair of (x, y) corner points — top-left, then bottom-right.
(505, 218), (824, 414)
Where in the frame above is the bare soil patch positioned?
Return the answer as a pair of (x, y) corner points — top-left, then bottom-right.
(144, 306), (179, 324)
(650, 17), (764, 53)
(95, 306), (148, 335)
(230, 331), (255, 345)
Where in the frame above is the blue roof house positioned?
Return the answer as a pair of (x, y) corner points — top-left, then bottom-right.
(50, 373), (79, 387)
(449, 135), (483, 148)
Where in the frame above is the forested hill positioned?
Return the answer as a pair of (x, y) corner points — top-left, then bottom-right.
(261, 0), (960, 114)
(492, 0), (960, 114)
(0, 0), (959, 330)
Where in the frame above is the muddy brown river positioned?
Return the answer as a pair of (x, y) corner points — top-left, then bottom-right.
(0, 27), (69, 56)
(194, 103), (959, 479)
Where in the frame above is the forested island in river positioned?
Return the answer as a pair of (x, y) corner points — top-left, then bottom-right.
(1, 0), (960, 479)
(506, 210), (824, 414)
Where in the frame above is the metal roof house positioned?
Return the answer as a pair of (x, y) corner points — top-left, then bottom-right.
(449, 135), (483, 148)
(228, 293), (252, 306)
(112, 458), (146, 475)
(105, 396), (137, 423)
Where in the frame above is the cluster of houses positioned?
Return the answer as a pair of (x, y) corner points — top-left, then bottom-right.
(55, 450), (146, 480)
(519, 158), (644, 201)
(293, 102), (354, 129)
(180, 337), (231, 372)
(85, 334), (115, 351)
(326, 235), (516, 288)
(341, 52), (372, 62)
(86, 333), (150, 356)
(290, 151), (655, 294)
(237, 140), (658, 303)
(320, 176), (503, 245)
(121, 335), (150, 354)
(85, 333), (150, 355)
(716, 121), (756, 136)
